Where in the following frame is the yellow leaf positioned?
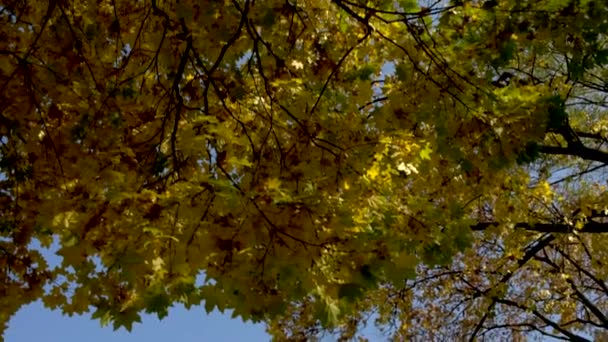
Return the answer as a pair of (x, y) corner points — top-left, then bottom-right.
(265, 178), (281, 191)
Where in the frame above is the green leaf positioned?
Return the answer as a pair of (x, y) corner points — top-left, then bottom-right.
(201, 285), (219, 313)
(460, 158), (474, 173)
(357, 64), (376, 81)
(395, 63), (408, 81)
(482, 0), (498, 10)
(516, 142), (540, 164)
(91, 307), (112, 327)
(594, 49), (608, 65)
(144, 291), (171, 320)
(398, 0), (418, 11)
(152, 150), (169, 176)
(421, 243), (452, 266)
(492, 40), (517, 67)
(260, 9), (276, 28)
(316, 299), (341, 328)
(545, 95), (567, 130)
(359, 264), (376, 285)
(338, 283), (365, 302)
(112, 309), (142, 332)
(447, 221), (473, 252)
(419, 142), (432, 160)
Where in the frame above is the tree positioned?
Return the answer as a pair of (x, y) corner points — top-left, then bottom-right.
(1, 0), (607, 340)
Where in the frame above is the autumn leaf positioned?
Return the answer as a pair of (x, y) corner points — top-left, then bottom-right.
(2, 0), (608, 340)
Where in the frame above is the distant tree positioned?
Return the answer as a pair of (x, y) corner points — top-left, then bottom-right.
(1, 0), (608, 340)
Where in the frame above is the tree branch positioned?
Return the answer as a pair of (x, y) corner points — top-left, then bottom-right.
(494, 298), (591, 342)
(471, 221), (608, 234)
(469, 234), (555, 341)
(539, 144), (608, 164)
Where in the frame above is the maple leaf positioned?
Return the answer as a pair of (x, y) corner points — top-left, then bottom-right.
(264, 178), (281, 191)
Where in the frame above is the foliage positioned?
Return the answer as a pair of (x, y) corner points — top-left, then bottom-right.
(1, 0), (608, 340)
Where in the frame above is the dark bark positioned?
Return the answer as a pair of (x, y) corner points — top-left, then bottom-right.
(471, 221), (608, 234)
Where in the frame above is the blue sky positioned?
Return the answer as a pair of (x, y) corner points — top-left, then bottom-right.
(6, 302), (270, 342)
(4, 239), (271, 342)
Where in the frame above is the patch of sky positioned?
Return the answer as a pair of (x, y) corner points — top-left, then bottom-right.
(236, 50), (253, 68)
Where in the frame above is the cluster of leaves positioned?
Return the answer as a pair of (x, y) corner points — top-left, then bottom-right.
(1, 0), (608, 340)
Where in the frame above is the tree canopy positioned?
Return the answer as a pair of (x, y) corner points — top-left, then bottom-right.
(2, 0), (608, 340)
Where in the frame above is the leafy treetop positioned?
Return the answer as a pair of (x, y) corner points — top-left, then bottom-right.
(1, 0), (608, 340)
